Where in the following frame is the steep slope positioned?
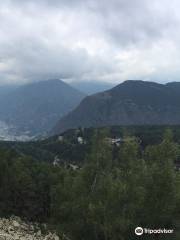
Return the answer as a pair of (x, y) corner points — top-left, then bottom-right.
(0, 79), (85, 136)
(52, 80), (180, 134)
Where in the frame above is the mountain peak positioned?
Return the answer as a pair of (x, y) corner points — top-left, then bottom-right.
(52, 80), (180, 134)
(0, 79), (85, 136)
(116, 80), (162, 87)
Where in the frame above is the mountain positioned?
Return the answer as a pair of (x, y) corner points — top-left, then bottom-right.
(0, 79), (85, 136)
(0, 85), (18, 99)
(70, 81), (115, 95)
(166, 82), (180, 93)
(52, 80), (180, 134)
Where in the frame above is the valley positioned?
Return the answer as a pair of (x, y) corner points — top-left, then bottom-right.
(1, 125), (180, 164)
(0, 79), (85, 138)
(1, 80), (180, 239)
(0, 120), (34, 141)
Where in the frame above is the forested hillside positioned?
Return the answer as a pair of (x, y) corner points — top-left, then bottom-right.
(0, 129), (180, 239)
(1, 125), (180, 165)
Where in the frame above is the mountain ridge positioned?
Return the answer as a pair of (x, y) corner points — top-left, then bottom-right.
(52, 80), (180, 134)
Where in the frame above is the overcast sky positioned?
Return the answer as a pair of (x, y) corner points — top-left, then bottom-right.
(0, 0), (180, 85)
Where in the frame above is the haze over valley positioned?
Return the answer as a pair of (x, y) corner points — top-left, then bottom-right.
(0, 79), (85, 140)
(1, 78), (180, 141)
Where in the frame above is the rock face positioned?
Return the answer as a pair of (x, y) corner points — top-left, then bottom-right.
(0, 216), (60, 240)
(52, 80), (180, 134)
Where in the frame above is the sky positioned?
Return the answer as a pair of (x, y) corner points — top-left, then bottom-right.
(0, 0), (180, 85)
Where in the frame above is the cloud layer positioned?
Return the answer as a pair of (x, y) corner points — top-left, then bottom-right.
(0, 0), (180, 85)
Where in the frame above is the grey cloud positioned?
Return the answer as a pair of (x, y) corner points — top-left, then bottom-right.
(0, 35), (118, 84)
(0, 0), (180, 85)
(7, 0), (177, 45)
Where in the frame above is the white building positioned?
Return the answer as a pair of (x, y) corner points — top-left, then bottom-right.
(53, 156), (60, 166)
(58, 135), (64, 141)
(77, 136), (84, 144)
(106, 137), (123, 146)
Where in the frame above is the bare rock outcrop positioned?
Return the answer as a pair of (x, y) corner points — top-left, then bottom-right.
(0, 216), (60, 240)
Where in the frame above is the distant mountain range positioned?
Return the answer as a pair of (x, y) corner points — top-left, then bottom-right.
(70, 81), (115, 95)
(52, 80), (180, 134)
(0, 79), (85, 136)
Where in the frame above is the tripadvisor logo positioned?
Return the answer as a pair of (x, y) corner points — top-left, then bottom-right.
(135, 227), (143, 236)
(135, 227), (174, 236)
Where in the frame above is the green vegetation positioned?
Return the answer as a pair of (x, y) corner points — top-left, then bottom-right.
(2, 125), (180, 165)
(0, 128), (180, 239)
